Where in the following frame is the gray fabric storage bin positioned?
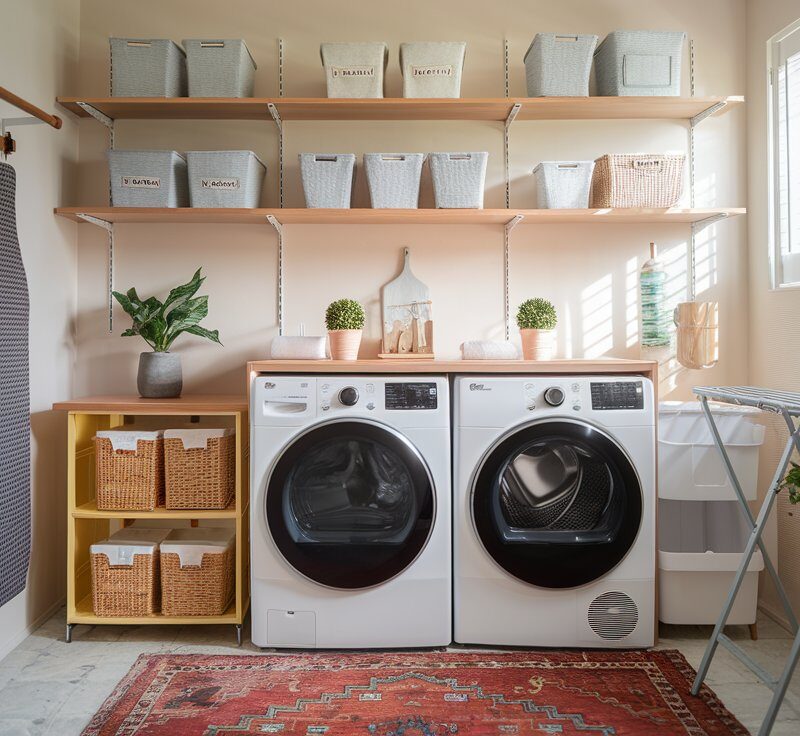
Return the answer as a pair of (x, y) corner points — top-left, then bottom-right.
(182, 39), (256, 97)
(110, 39), (187, 97)
(430, 152), (488, 208)
(299, 154), (356, 208)
(533, 161), (594, 209)
(364, 153), (424, 208)
(108, 150), (188, 207)
(524, 34), (598, 97)
(400, 42), (467, 98)
(321, 42), (388, 98)
(595, 31), (686, 96)
(186, 151), (266, 208)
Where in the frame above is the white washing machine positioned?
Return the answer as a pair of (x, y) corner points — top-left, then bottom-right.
(251, 375), (451, 648)
(454, 375), (656, 648)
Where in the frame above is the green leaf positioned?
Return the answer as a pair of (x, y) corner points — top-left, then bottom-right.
(184, 324), (223, 345)
(160, 268), (205, 315)
(112, 291), (138, 319)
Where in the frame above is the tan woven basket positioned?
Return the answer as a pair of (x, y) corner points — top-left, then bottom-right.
(165, 434), (235, 509)
(160, 546), (234, 616)
(590, 153), (685, 208)
(91, 551), (159, 617)
(95, 435), (164, 510)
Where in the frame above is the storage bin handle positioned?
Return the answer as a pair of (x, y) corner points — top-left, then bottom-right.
(555, 35), (580, 42)
(448, 154), (472, 161)
(126, 41), (152, 48)
(381, 155), (407, 161)
(556, 163), (580, 170)
(200, 41), (226, 48)
(314, 155), (340, 162)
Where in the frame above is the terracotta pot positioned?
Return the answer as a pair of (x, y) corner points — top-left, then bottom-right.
(328, 329), (362, 360)
(520, 329), (555, 360)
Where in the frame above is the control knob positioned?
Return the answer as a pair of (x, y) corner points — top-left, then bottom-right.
(544, 387), (565, 407)
(338, 387), (359, 406)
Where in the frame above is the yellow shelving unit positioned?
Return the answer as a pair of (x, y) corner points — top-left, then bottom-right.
(54, 395), (249, 643)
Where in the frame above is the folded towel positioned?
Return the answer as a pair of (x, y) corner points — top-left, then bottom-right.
(461, 340), (519, 360)
(271, 335), (329, 360)
(164, 428), (234, 450)
(96, 430), (164, 452)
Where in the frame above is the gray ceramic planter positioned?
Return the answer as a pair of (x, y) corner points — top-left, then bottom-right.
(137, 351), (182, 398)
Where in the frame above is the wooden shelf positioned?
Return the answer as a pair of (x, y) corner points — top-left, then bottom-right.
(72, 594), (240, 625)
(55, 206), (746, 226)
(53, 394), (246, 413)
(57, 96), (743, 122)
(72, 500), (237, 519)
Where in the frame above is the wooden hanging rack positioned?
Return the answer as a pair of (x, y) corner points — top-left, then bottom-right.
(0, 86), (62, 156)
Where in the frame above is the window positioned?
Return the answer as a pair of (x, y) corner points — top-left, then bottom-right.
(769, 19), (800, 288)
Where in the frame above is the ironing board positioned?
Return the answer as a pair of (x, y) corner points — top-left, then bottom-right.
(690, 386), (800, 735)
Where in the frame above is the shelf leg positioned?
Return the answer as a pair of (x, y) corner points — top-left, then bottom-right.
(66, 623), (74, 644)
(749, 622), (758, 641)
(235, 624), (243, 647)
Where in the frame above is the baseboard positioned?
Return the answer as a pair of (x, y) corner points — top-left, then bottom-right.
(0, 596), (65, 663)
(758, 601), (794, 634)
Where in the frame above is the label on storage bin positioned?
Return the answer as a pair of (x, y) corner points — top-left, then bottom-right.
(411, 64), (453, 77)
(201, 177), (240, 190)
(121, 176), (161, 189)
(330, 65), (375, 78)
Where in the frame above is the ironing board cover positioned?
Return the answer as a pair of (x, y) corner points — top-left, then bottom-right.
(0, 161), (31, 607)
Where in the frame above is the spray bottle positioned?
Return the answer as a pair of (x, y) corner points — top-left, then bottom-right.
(640, 241), (670, 349)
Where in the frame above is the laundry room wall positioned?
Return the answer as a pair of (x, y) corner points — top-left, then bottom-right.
(69, 0), (747, 401)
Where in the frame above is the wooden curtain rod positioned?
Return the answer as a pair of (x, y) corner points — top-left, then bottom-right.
(0, 86), (62, 129)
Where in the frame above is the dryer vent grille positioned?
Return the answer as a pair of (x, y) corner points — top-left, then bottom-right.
(588, 591), (639, 640)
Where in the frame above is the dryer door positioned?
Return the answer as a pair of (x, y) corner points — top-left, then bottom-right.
(266, 418), (435, 589)
(472, 419), (642, 589)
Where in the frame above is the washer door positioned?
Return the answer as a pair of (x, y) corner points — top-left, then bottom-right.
(472, 420), (642, 589)
(266, 419), (435, 589)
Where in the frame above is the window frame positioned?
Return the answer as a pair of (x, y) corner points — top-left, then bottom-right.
(768, 17), (800, 289)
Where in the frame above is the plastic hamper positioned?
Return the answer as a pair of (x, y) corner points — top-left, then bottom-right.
(109, 150), (188, 207)
(182, 39), (256, 97)
(364, 153), (424, 208)
(186, 150), (266, 208)
(299, 154), (357, 208)
(595, 31), (686, 96)
(400, 42), (466, 98)
(429, 152), (488, 208)
(533, 161), (594, 209)
(524, 34), (598, 97)
(321, 42), (388, 98)
(110, 38), (187, 97)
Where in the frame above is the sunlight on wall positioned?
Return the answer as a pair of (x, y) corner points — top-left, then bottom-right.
(626, 256), (639, 348)
(580, 273), (614, 358)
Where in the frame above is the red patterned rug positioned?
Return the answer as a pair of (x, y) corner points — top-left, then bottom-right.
(82, 650), (748, 735)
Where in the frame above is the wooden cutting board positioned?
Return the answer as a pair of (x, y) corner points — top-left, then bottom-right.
(381, 248), (433, 356)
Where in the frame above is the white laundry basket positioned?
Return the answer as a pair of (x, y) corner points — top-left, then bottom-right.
(110, 38), (187, 97)
(658, 499), (764, 625)
(400, 42), (466, 98)
(429, 152), (488, 208)
(524, 34), (598, 97)
(186, 150), (266, 208)
(321, 42), (388, 98)
(594, 31), (686, 96)
(364, 153), (425, 208)
(658, 401), (765, 502)
(109, 150), (188, 208)
(533, 161), (594, 209)
(182, 39), (256, 97)
(299, 153), (356, 208)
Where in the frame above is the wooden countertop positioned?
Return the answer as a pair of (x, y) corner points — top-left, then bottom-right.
(53, 394), (247, 413)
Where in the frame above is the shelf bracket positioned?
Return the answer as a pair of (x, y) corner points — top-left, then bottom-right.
(266, 215), (284, 336)
(690, 100), (727, 128)
(691, 211), (729, 236)
(504, 102), (522, 130)
(76, 213), (115, 333)
(268, 102), (284, 209)
(503, 214), (525, 340)
(76, 101), (115, 150)
(503, 103), (522, 210)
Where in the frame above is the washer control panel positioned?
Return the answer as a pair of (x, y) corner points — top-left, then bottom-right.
(590, 381), (644, 410)
(385, 382), (438, 410)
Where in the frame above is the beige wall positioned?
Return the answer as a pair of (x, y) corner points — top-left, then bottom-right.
(71, 0), (748, 399)
(746, 0), (800, 623)
(0, 0), (80, 660)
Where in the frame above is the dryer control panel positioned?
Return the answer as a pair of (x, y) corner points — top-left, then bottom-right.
(590, 381), (644, 410)
(385, 382), (438, 410)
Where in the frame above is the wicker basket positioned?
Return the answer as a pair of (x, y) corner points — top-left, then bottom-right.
(186, 150), (266, 208)
(160, 528), (235, 616)
(110, 38), (187, 97)
(533, 161), (594, 209)
(95, 431), (165, 510)
(364, 153), (425, 208)
(164, 429), (235, 509)
(182, 39), (256, 97)
(90, 528), (170, 617)
(590, 153), (686, 208)
(429, 152), (488, 208)
(299, 153), (356, 208)
(524, 34), (598, 97)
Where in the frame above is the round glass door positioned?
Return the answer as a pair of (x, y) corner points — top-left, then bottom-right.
(266, 419), (435, 589)
(472, 420), (642, 589)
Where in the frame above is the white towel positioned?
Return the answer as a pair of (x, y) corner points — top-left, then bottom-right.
(461, 340), (519, 360)
(96, 430), (164, 452)
(164, 428), (233, 449)
(271, 335), (329, 360)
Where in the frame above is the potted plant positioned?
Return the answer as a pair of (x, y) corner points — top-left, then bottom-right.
(112, 268), (222, 398)
(517, 297), (557, 360)
(780, 463), (800, 505)
(325, 298), (365, 361)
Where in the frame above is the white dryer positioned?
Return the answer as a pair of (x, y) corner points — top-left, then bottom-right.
(251, 375), (451, 648)
(454, 375), (655, 648)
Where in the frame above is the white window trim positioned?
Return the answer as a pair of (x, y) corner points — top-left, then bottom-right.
(767, 17), (800, 290)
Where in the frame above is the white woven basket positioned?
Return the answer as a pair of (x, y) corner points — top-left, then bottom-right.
(590, 153), (686, 208)
(430, 152), (487, 208)
(364, 153), (424, 208)
(182, 39), (256, 97)
(186, 150), (266, 208)
(299, 153), (356, 208)
(108, 150), (188, 207)
(110, 39), (187, 97)
(321, 42), (388, 98)
(524, 34), (597, 97)
(400, 42), (466, 98)
(533, 161), (594, 209)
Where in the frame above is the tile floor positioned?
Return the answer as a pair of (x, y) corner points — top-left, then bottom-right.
(0, 610), (798, 735)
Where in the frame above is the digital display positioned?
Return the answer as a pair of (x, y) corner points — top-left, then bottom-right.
(385, 382), (438, 410)
(590, 381), (644, 410)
